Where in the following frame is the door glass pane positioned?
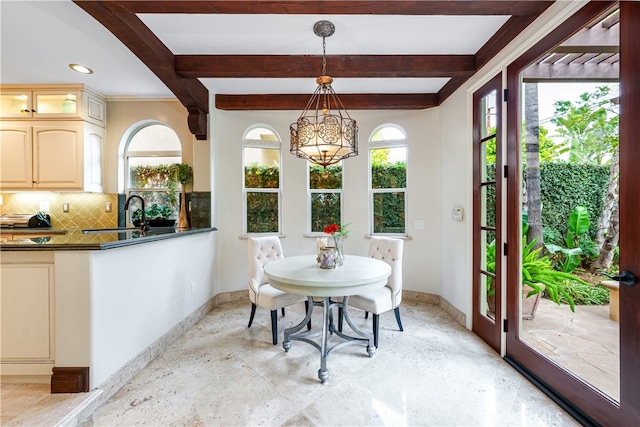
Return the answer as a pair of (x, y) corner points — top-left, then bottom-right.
(481, 136), (496, 181)
(481, 185), (496, 230)
(519, 77), (620, 401)
(481, 229), (496, 319)
(481, 91), (497, 138)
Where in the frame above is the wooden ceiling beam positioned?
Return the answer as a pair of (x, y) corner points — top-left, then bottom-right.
(176, 55), (474, 78)
(74, 0), (210, 139)
(112, 1), (553, 16)
(73, 0), (553, 132)
(215, 93), (437, 111)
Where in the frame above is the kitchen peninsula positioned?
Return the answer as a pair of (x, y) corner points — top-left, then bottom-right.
(0, 227), (217, 393)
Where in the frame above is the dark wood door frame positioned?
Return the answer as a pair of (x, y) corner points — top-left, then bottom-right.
(618, 1), (640, 423)
(505, 1), (639, 425)
(472, 73), (503, 353)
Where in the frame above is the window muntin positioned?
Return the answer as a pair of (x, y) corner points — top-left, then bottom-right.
(370, 125), (408, 235)
(309, 162), (343, 233)
(243, 127), (281, 234)
(125, 123), (182, 219)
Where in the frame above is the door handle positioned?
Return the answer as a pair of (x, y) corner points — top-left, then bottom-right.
(600, 270), (637, 286)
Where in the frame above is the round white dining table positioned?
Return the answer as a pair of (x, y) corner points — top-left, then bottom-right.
(264, 254), (391, 383)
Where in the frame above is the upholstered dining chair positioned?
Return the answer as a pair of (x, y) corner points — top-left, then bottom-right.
(343, 236), (404, 348)
(247, 236), (309, 345)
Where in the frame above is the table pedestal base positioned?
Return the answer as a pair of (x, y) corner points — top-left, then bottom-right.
(283, 296), (375, 383)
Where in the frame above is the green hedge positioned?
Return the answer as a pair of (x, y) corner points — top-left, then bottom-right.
(485, 162), (610, 246)
(245, 162), (407, 232)
(372, 161), (406, 189)
(539, 162), (609, 244)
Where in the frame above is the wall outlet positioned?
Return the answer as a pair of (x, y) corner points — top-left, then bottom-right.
(191, 282), (196, 295)
(106, 202), (112, 213)
(63, 202), (69, 212)
(415, 219), (425, 229)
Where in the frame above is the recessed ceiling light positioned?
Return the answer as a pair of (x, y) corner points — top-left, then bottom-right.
(69, 63), (93, 74)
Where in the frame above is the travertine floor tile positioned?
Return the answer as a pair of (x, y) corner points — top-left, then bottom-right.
(3, 300), (583, 427)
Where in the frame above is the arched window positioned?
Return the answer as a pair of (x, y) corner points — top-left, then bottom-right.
(125, 122), (182, 221)
(369, 124), (408, 235)
(243, 125), (281, 234)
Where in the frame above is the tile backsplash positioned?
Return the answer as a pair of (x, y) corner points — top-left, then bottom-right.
(0, 192), (118, 230)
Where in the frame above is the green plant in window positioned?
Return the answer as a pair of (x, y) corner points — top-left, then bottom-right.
(131, 203), (174, 221)
(172, 162), (192, 187)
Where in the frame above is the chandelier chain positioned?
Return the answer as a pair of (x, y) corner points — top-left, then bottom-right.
(322, 36), (327, 76)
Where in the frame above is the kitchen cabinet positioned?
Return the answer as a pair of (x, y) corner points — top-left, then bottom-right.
(0, 262), (55, 382)
(0, 84), (105, 127)
(0, 84), (105, 192)
(0, 120), (104, 191)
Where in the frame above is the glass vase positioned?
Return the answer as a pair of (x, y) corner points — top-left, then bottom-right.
(333, 235), (344, 266)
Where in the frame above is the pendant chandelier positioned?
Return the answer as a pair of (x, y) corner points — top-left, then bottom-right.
(290, 20), (358, 168)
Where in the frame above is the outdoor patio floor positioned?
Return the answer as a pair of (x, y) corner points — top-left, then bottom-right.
(522, 297), (619, 402)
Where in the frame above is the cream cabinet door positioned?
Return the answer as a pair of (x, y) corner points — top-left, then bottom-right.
(84, 123), (104, 192)
(0, 125), (33, 189)
(0, 264), (54, 361)
(33, 124), (83, 189)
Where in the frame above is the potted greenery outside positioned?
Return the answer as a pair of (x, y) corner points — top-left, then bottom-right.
(486, 236), (589, 319)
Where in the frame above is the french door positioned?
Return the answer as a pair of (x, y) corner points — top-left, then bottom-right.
(504, 2), (640, 425)
(472, 74), (503, 353)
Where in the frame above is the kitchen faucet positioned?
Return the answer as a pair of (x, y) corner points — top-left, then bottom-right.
(124, 195), (148, 231)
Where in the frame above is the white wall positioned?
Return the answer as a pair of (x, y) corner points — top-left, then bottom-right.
(436, 1), (586, 328)
(210, 109), (442, 299)
(55, 232), (216, 387)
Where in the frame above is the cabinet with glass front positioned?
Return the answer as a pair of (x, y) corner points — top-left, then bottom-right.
(0, 84), (105, 126)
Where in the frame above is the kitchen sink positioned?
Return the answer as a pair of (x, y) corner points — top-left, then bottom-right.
(82, 227), (140, 234)
(81, 227), (176, 235)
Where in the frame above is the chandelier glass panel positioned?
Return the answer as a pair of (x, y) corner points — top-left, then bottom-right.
(290, 20), (358, 168)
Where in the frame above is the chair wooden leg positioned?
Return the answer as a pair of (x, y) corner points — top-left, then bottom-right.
(248, 303), (257, 327)
(305, 300), (312, 331)
(373, 314), (380, 348)
(270, 309), (278, 345)
(394, 307), (404, 331)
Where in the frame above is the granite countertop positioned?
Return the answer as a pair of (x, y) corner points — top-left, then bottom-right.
(0, 227), (217, 251)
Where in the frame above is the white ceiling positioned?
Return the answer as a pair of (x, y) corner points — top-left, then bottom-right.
(0, 0), (510, 98)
